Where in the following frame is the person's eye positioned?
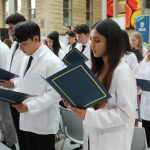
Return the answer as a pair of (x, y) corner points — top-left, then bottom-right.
(95, 39), (100, 42)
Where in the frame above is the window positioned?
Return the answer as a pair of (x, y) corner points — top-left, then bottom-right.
(31, 0), (36, 21)
(63, 0), (72, 26)
(86, 0), (93, 27)
(145, 0), (150, 8)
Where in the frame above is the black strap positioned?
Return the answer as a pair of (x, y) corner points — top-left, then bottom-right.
(24, 56), (33, 76)
(88, 137), (90, 150)
(9, 43), (19, 71)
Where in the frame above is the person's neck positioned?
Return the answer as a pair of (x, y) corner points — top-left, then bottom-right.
(102, 55), (109, 68)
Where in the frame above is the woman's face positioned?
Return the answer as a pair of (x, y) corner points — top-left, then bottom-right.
(47, 38), (53, 49)
(129, 36), (139, 48)
(90, 29), (107, 58)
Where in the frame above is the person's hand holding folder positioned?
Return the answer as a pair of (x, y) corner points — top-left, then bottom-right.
(0, 68), (19, 88)
(63, 101), (86, 120)
(12, 102), (28, 113)
(0, 89), (32, 105)
(0, 79), (14, 88)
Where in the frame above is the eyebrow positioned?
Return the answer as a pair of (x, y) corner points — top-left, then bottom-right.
(90, 36), (101, 39)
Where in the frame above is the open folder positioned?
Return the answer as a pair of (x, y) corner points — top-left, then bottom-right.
(43, 62), (111, 108)
(136, 79), (150, 92)
(63, 48), (88, 66)
(0, 68), (19, 80)
(0, 89), (32, 104)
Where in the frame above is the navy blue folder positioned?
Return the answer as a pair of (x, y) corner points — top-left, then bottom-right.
(44, 62), (111, 108)
(136, 79), (150, 92)
(0, 89), (32, 104)
(63, 48), (88, 66)
(0, 68), (19, 80)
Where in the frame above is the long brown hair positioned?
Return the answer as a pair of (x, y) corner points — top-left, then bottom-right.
(91, 19), (123, 90)
(130, 32), (143, 54)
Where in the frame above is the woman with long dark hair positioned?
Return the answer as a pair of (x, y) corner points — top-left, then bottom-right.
(47, 31), (65, 60)
(64, 19), (137, 150)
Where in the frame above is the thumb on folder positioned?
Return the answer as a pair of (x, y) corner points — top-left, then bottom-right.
(63, 101), (86, 121)
(12, 102), (28, 113)
(0, 80), (14, 88)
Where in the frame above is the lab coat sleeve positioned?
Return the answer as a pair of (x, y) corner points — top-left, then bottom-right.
(130, 54), (139, 74)
(25, 61), (65, 114)
(83, 68), (137, 129)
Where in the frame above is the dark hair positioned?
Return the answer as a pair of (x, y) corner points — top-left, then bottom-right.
(47, 31), (61, 56)
(122, 30), (132, 54)
(67, 26), (71, 29)
(5, 13), (26, 25)
(74, 24), (90, 34)
(13, 21), (41, 43)
(91, 19), (123, 90)
(3, 39), (12, 48)
(68, 31), (76, 37)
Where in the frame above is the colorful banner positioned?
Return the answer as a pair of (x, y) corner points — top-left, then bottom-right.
(126, 0), (141, 29)
(107, 0), (113, 18)
(135, 16), (149, 48)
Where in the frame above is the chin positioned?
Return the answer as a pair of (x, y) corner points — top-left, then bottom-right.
(93, 53), (101, 58)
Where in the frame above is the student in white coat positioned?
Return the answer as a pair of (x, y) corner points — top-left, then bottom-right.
(47, 31), (65, 60)
(2, 13), (27, 150)
(136, 48), (150, 147)
(74, 24), (91, 68)
(0, 39), (17, 150)
(12, 21), (64, 150)
(64, 19), (137, 150)
(121, 30), (139, 74)
(65, 31), (77, 54)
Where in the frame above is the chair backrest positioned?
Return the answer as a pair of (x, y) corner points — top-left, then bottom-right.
(131, 127), (148, 150)
(60, 106), (83, 143)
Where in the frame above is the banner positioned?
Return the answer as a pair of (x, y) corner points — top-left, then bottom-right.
(135, 16), (149, 48)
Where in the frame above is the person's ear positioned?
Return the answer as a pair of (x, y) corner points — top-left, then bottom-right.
(33, 35), (39, 42)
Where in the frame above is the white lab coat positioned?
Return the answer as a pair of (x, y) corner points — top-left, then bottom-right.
(83, 61), (137, 150)
(0, 40), (10, 69)
(58, 48), (66, 60)
(75, 41), (91, 68)
(17, 44), (65, 134)
(122, 52), (139, 74)
(7, 42), (26, 74)
(7, 42), (27, 89)
(136, 57), (150, 121)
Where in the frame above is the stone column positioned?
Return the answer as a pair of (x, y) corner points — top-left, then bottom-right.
(72, 0), (86, 25)
(36, 0), (63, 36)
(21, 0), (31, 20)
(0, 0), (5, 27)
(93, 0), (102, 23)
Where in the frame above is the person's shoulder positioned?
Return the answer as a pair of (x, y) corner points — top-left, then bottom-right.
(116, 61), (129, 71)
(0, 41), (9, 50)
(41, 45), (63, 63)
(114, 61), (134, 80)
(126, 52), (137, 59)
